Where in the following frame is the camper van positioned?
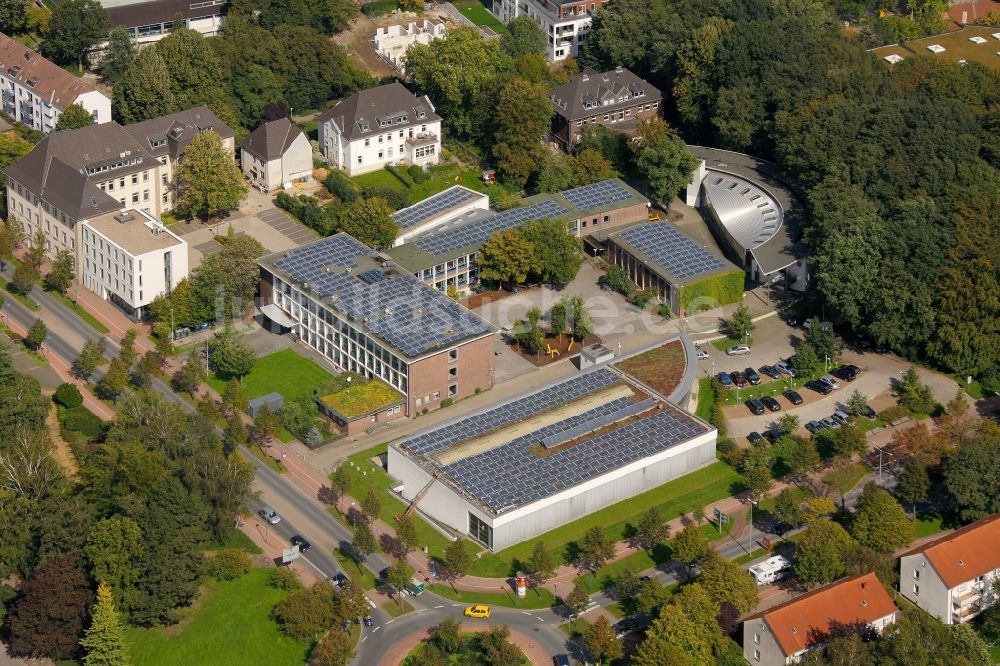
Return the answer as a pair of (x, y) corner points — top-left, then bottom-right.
(748, 555), (793, 586)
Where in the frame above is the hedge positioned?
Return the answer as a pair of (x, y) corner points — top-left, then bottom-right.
(679, 269), (744, 312)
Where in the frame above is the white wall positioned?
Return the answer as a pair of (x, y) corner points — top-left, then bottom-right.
(74, 89), (112, 126)
(322, 118), (441, 176)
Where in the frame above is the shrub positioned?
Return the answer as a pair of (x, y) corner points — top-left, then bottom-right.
(361, 0), (398, 17)
(658, 303), (673, 318)
(408, 164), (429, 184)
(53, 383), (83, 408)
(273, 583), (338, 642)
(324, 170), (360, 203)
(441, 398), (454, 408)
(360, 184), (408, 210)
(209, 549), (251, 581)
(274, 191), (303, 218)
(880, 405), (909, 423)
(272, 566), (302, 591)
(385, 164), (411, 188)
(62, 407), (103, 436)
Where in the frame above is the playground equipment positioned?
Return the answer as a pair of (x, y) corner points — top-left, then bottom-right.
(545, 344), (560, 358)
(567, 339), (575, 352)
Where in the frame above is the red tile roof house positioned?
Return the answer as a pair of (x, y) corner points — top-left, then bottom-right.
(899, 514), (1000, 625)
(742, 572), (898, 665)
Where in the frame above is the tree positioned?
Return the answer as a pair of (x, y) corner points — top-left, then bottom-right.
(519, 218), (583, 285)
(744, 459), (773, 502)
(52, 104), (95, 133)
(0, 214), (25, 269)
(604, 264), (634, 297)
(338, 197), (398, 249)
(6, 556), (91, 660)
(97, 357), (130, 400)
(803, 497), (837, 523)
(0, 339), (14, 386)
(574, 148), (615, 185)
(386, 559), (415, 606)
(805, 319), (844, 361)
(578, 526), (615, 572)
(698, 550), (759, 613)
(361, 488), (382, 525)
(525, 541), (555, 587)
(396, 514), (418, 554)
(119, 328), (138, 368)
(726, 302), (754, 341)
(329, 465), (351, 510)
(568, 294), (593, 341)
(85, 517), (144, 618)
(350, 523), (377, 562)
(671, 522), (708, 571)
(443, 537), (473, 579)
(101, 26), (135, 84)
(28, 230), (48, 268)
(631, 118), (698, 207)
(850, 483), (912, 553)
(633, 506), (670, 552)
(944, 438), (1000, 521)
(252, 402), (279, 447)
(793, 341), (821, 377)
(534, 151), (576, 193)
(774, 488), (804, 528)
(0, 0), (27, 34)
(565, 578), (590, 620)
(775, 413), (799, 437)
(501, 16), (546, 57)
(45, 0), (109, 69)
(11, 260), (38, 295)
(175, 130), (247, 220)
(478, 228), (539, 289)
(490, 78), (552, 187)
(73, 339), (106, 380)
(219, 378), (246, 419)
(632, 603), (713, 666)
(44, 249), (75, 296)
(273, 583), (340, 642)
(113, 47), (177, 123)
(898, 367), (936, 415)
(846, 390), (869, 417)
(154, 28), (227, 110)
(79, 582), (129, 666)
(310, 627), (354, 666)
(210, 327), (256, 381)
(895, 457), (930, 519)
(794, 520), (854, 585)
(585, 615), (623, 664)
(25, 318), (47, 349)
(173, 349), (206, 395)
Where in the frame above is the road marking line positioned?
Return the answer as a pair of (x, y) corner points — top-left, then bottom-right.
(386, 620), (394, 625)
(452, 603), (461, 607)
(435, 605), (444, 608)
(372, 626), (380, 632)
(536, 616), (545, 622)
(521, 611), (531, 615)
(416, 608), (427, 612)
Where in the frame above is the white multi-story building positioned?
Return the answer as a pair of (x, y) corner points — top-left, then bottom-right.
(99, 0), (226, 51)
(317, 82), (440, 176)
(79, 208), (187, 319)
(0, 33), (111, 133)
(494, 0), (609, 62)
(372, 20), (446, 73)
(899, 514), (1000, 625)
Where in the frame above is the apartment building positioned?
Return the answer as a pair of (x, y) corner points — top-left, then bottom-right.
(317, 82), (441, 176)
(102, 0), (227, 51)
(549, 67), (662, 148)
(79, 208), (187, 319)
(494, 0), (609, 61)
(372, 20), (446, 73)
(0, 33), (111, 133)
(257, 234), (496, 414)
(743, 572), (898, 665)
(899, 514), (1000, 625)
(4, 106), (233, 258)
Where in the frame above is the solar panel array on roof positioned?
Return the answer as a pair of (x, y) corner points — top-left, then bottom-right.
(405, 370), (620, 457)
(357, 268), (388, 285)
(274, 235), (368, 282)
(442, 399), (709, 511)
(393, 187), (482, 230)
(617, 223), (727, 280)
(413, 199), (569, 256)
(561, 180), (633, 209)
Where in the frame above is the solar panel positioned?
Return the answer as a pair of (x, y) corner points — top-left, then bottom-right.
(274, 235), (368, 282)
(561, 180), (632, 210)
(393, 187), (482, 230)
(413, 199), (569, 256)
(357, 269), (388, 285)
(616, 223), (727, 280)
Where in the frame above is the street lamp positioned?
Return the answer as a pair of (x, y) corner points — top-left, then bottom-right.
(747, 499), (757, 554)
(824, 354), (830, 373)
(873, 446), (895, 482)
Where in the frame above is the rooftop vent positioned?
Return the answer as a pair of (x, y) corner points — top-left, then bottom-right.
(860, 600), (868, 607)
(958, 559), (965, 566)
(791, 628), (797, 635)
(114, 212), (135, 224)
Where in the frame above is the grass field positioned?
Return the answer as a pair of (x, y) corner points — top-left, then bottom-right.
(207, 348), (334, 400)
(452, 0), (506, 32)
(428, 583), (558, 609)
(821, 461), (870, 496)
(696, 377), (715, 423)
(125, 568), (308, 665)
(333, 547), (379, 590)
(351, 162), (514, 206)
(913, 513), (945, 538)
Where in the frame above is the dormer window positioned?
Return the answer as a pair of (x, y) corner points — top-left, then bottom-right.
(26, 77), (37, 88)
(359, 120), (370, 132)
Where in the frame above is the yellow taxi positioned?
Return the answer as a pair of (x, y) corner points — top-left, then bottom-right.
(464, 604), (492, 619)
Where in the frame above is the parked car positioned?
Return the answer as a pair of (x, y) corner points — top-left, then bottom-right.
(783, 390), (803, 405)
(775, 360), (797, 377)
(748, 431), (764, 444)
(718, 372), (734, 388)
(695, 346), (710, 360)
(258, 506), (281, 525)
(553, 656), (572, 666)
(764, 428), (782, 443)
(819, 375), (842, 390)
(290, 535), (311, 552)
(726, 344), (751, 356)
(875, 342), (887, 353)
(744, 367), (761, 385)
(761, 396), (781, 412)
(803, 319), (833, 331)
(831, 410), (851, 425)
(746, 399), (766, 415)
(805, 420), (825, 433)
(363, 615), (373, 626)
(821, 416), (840, 429)
(464, 605), (492, 619)
(862, 405), (877, 419)
(614, 616), (642, 638)
(330, 572), (348, 588)
(806, 380), (833, 395)
(832, 365), (860, 382)
(730, 371), (749, 388)
(379, 567), (391, 580)
(760, 365), (783, 379)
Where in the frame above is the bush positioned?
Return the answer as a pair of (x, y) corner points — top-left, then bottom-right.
(273, 584), (338, 642)
(408, 164), (429, 184)
(209, 549), (251, 581)
(880, 405), (909, 423)
(324, 170), (360, 204)
(272, 566), (303, 591)
(360, 184), (408, 210)
(361, 0), (398, 16)
(62, 407), (103, 437)
(274, 191), (303, 218)
(53, 383), (83, 408)
(658, 303), (673, 318)
(385, 164), (411, 188)
(441, 398), (454, 408)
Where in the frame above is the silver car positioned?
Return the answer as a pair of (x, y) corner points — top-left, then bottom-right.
(726, 344), (751, 356)
(819, 375), (841, 390)
(258, 506), (281, 525)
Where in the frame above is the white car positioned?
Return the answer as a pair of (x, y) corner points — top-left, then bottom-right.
(819, 375), (841, 390)
(726, 344), (751, 356)
(695, 346), (709, 360)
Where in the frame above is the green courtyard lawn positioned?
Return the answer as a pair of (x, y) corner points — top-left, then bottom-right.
(469, 461), (744, 577)
(428, 583), (558, 610)
(125, 568), (309, 666)
(451, 0), (506, 31)
(207, 348), (334, 401)
(351, 162), (515, 207)
(913, 513), (945, 539)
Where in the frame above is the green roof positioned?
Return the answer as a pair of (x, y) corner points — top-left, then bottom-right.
(318, 379), (405, 419)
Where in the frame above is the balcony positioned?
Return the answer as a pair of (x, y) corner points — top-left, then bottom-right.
(405, 131), (438, 148)
(953, 588), (981, 606)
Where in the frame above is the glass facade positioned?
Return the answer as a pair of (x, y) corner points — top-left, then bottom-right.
(469, 512), (493, 549)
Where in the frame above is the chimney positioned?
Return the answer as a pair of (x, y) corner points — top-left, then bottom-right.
(581, 74), (589, 82)
(615, 65), (623, 73)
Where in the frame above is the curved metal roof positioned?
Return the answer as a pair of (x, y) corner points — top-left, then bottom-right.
(702, 172), (783, 252)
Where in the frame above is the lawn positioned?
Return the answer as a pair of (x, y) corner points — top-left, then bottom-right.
(207, 348), (334, 401)
(403, 632), (529, 666)
(821, 461), (870, 496)
(333, 547), (379, 590)
(428, 583), (558, 609)
(383, 598), (415, 617)
(711, 335), (752, 352)
(695, 377), (715, 423)
(452, 0), (506, 32)
(125, 568), (309, 666)
(469, 462), (743, 577)
(2, 279), (40, 311)
(615, 340), (686, 397)
(351, 162), (515, 206)
(913, 514), (945, 539)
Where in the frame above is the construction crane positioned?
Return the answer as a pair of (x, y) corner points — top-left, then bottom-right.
(396, 470), (441, 522)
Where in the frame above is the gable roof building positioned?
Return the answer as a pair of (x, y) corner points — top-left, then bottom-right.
(240, 117), (312, 192)
(899, 514), (1000, 624)
(124, 105), (235, 162)
(0, 32), (111, 133)
(743, 572), (898, 665)
(549, 67), (662, 148)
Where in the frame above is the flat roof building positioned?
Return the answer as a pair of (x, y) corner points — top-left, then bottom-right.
(387, 342), (715, 551)
(102, 0), (227, 50)
(391, 185), (490, 246)
(257, 233), (496, 414)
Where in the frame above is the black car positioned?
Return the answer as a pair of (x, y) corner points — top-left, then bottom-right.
(783, 390), (803, 405)
(760, 365), (783, 379)
(863, 405), (878, 419)
(330, 572), (348, 588)
(748, 431), (764, 444)
(746, 398), (766, 415)
(832, 365), (860, 382)
(806, 380), (833, 395)
(875, 342), (887, 353)
(379, 567), (390, 580)
(553, 656), (571, 666)
(805, 420), (824, 433)
(744, 367), (761, 385)
(761, 396), (781, 412)
(613, 616), (643, 637)
(290, 535), (311, 552)
(763, 428), (782, 443)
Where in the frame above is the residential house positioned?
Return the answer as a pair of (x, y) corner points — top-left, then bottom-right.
(240, 117), (312, 192)
(0, 32), (111, 133)
(899, 514), (1000, 625)
(317, 82), (440, 176)
(549, 67), (662, 149)
(742, 572), (899, 665)
(494, 0), (609, 61)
